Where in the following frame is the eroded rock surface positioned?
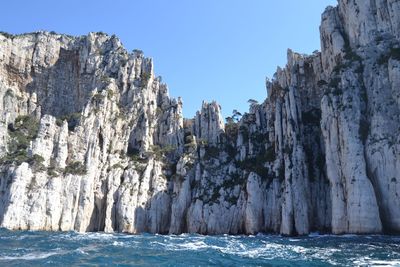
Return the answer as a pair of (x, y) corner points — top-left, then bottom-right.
(0, 0), (398, 235)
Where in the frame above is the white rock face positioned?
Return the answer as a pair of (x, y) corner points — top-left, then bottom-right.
(319, 0), (400, 234)
(0, 31), (183, 233)
(0, 0), (398, 236)
(193, 101), (225, 145)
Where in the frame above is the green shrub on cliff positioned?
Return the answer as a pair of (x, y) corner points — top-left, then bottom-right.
(1, 114), (40, 165)
(56, 112), (81, 131)
(64, 161), (87, 175)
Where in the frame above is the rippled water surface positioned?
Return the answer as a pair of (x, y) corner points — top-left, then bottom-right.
(0, 229), (399, 266)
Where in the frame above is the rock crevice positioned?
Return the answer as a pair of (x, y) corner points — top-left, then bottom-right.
(0, 0), (399, 235)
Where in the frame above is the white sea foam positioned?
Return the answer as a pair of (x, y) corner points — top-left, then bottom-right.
(81, 232), (116, 239)
(112, 241), (124, 247)
(369, 260), (400, 266)
(151, 241), (170, 248)
(235, 247), (271, 259)
(75, 248), (89, 255)
(0, 251), (60, 261)
(214, 241), (291, 259)
(1, 230), (398, 265)
(62, 232), (117, 242)
(175, 240), (210, 250)
(353, 258), (400, 266)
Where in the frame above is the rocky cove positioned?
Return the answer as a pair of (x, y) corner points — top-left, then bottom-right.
(0, 0), (399, 236)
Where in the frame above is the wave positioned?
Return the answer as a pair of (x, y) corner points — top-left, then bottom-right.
(0, 229), (399, 266)
(0, 251), (61, 261)
(353, 259), (400, 267)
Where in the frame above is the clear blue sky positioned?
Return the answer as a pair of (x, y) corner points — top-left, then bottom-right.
(0, 0), (337, 118)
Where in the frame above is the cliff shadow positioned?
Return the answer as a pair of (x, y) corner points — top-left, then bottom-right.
(133, 190), (172, 234)
(25, 47), (98, 118)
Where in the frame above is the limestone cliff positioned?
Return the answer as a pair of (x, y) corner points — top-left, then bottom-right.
(0, 0), (398, 235)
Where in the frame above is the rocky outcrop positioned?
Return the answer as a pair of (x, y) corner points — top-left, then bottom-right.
(0, 0), (398, 236)
(319, 0), (400, 234)
(0, 32), (183, 233)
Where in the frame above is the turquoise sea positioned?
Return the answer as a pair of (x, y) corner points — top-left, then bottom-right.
(0, 229), (399, 266)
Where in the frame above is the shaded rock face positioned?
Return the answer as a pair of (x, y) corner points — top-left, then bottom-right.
(319, 0), (400, 234)
(0, 0), (399, 236)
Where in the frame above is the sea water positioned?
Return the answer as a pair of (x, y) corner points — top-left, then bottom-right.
(0, 229), (399, 266)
